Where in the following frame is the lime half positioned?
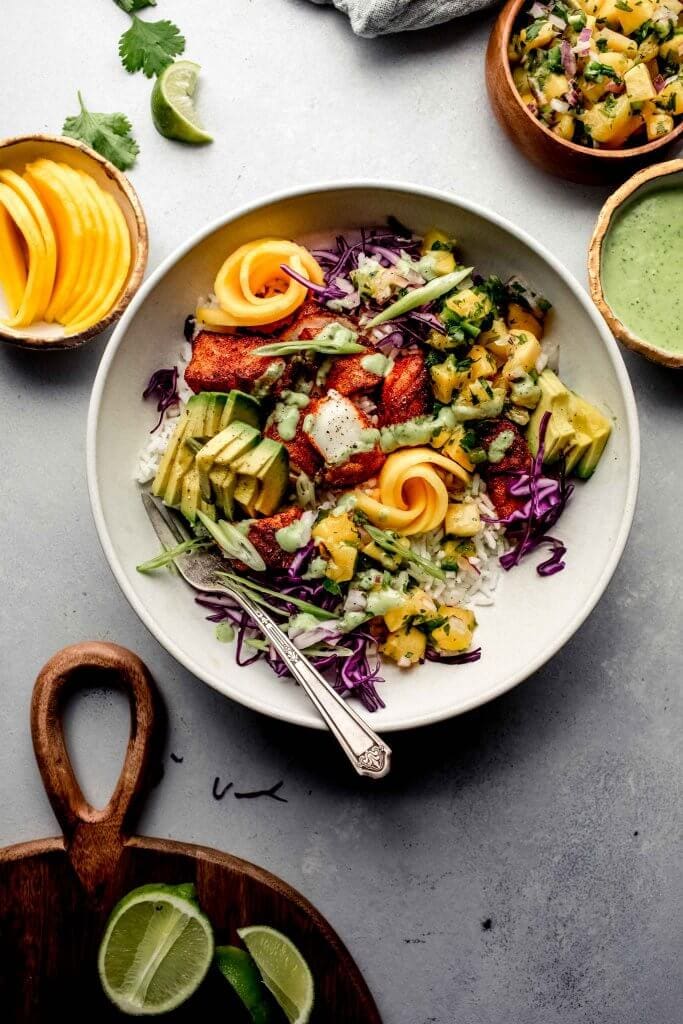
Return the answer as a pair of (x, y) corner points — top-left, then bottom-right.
(98, 882), (214, 1015)
(216, 945), (277, 1023)
(151, 61), (213, 144)
(238, 926), (314, 1024)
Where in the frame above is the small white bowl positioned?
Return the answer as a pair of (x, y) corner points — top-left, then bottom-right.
(87, 182), (639, 732)
(0, 134), (148, 350)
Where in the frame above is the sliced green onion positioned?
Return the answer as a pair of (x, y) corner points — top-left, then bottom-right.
(364, 524), (446, 581)
(216, 570), (340, 619)
(366, 266), (474, 328)
(197, 511), (266, 572)
(136, 538), (209, 573)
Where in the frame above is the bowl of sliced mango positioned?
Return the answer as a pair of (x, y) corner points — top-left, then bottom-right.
(0, 134), (148, 349)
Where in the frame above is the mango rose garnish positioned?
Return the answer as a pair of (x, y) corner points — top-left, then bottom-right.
(196, 238), (324, 329)
(0, 158), (132, 336)
(355, 448), (471, 536)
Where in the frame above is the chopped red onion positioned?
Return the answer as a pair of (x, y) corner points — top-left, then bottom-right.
(528, 1), (548, 17)
(548, 12), (566, 29)
(561, 39), (576, 78)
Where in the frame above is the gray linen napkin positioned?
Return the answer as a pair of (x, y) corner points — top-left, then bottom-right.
(308, 0), (497, 37)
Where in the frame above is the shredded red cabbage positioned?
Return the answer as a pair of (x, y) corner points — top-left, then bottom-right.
(196, 563), (386, 712)
(142, 367), (179, 432)
(484, 412), (573, 577)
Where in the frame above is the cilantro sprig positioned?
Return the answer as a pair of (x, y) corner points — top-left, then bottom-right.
(62, 91), (140, 170)
(119, 15), (185, 77)
(114, 0), (157, 12)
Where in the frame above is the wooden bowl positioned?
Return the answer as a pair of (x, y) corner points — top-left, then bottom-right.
(0, 134), (148, 350)
(588, 159), (683, 368)
(486, 0), (683, 185)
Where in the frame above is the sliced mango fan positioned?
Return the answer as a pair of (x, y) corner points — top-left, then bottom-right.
(0, 158), (132, 335)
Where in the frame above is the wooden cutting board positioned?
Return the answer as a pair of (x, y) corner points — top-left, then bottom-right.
(0, 642), (382, 1022)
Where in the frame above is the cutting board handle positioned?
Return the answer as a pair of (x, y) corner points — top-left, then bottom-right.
(31, 642), (162, 897)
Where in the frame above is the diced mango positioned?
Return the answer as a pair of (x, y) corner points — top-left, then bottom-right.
(643, 104), (675, 140)
(422, 228), (452, 253)
(312, 512), (360, 583)
(430, 606), (475, 654)
(659, 36), (683, 66)
(384, 589), (436, 633)
(506, 302), (543, 340)
(503, 331), (542, 378)
(468, 344), (498, 380)
(596, 27), (638, 57)
(445, 502), (481, 538)
(361, 539), (402, 571)
(553, 113), (576, 141)
(599, 0), (654, 35)
(521, 22), (557, 52)
(624, 63), (656, 103)
(381, 627), (426, 666)
(656, 78), (683, 116)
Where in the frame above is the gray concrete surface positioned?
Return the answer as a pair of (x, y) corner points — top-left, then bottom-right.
(1, 2), (681, 1021)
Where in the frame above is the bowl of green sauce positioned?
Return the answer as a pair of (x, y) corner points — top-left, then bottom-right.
(589, 159), (683, 369)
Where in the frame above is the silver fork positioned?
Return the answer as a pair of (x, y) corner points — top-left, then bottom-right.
(141, 494), (391, 778)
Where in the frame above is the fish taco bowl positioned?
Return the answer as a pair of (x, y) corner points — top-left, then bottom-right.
(87, 182), (639, 731)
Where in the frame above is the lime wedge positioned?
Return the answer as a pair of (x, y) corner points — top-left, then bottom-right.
(216, 945), (277, 1023)
(237, 926), (314, 1024)
(98, 882), (214, 1015)
(151, 61), (213, 144)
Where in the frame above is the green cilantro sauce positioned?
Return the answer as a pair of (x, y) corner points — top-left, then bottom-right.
(601, 185), (683, 355)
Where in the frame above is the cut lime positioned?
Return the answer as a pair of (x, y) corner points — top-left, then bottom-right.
(216, 945), (277, 1023)
(238, 926), (314, 1024)
(98, 882), (214, 1015)
(151, 61), (213, 144)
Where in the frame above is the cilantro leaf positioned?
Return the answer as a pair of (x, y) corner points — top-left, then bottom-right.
(114, 0), (157, 12)
(62, 91), (139, 171)
(119, 15), (185, 77)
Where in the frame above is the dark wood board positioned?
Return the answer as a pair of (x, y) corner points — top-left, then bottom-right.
(0, 642), (382, 1022)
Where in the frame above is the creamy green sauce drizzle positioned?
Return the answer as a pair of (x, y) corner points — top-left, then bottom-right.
(601, 185), (683, 354)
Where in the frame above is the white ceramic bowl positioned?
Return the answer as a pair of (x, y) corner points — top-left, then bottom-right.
(87, 182), (639, 732)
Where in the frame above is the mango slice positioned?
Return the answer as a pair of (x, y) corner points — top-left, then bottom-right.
(54, 162), (98, 324)
(61, 170), (107, 325)
(67, 191), (130, 335)
(0, 203), (27, 318)
(197, 239), (324, 329)
(0, 181), (47, 328)
(24, 159), (85, 323)
(0, 169), (57, 322)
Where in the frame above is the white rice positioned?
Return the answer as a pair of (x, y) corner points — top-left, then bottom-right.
(134, 341), (193, 484)
(404, 485), (507, 610)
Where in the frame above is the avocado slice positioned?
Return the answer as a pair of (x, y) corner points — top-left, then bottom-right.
(219, 390), (262, 432)
(196, 422), (260, 500)
(570, 393), (611, 479)
(234, 474), (260, 515)
(210, 467), (237, 520)
(185, 393), (213, 440)
(180, 466), (202, 524)
(198, 498), (217, 521)
(527, 369), (574, 463)
(151, 411), (188, 497)
(203, 393), (229, 437)
(527, 370), (612, 477)
(163, 440), (195, 507)
(231, 438), (289, 516)
(254, 446), (289, 515)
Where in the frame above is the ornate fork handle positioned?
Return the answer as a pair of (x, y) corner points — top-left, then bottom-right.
(229, 587), (391, 779)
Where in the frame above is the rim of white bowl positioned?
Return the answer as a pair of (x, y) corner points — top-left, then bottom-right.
(87, 180), (640, 732)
